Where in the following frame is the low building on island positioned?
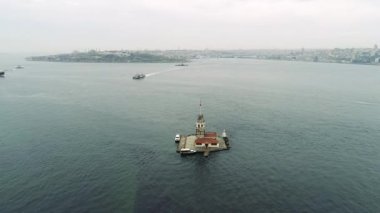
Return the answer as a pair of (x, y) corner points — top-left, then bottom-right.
(195, 132), (220, 148)
(176, 102), (230, 157)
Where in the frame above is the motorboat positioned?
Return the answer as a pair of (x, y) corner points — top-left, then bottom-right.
(132, 73), (145, 80)
(175, 63), (188, 66)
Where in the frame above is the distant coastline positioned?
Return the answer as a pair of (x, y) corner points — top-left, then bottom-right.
(26, 50), (188, 63)
(26, 46), (380, 65)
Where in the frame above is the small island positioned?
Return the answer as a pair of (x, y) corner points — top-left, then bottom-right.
(176, 102), (230, 157)
(26, 50), (188, 63)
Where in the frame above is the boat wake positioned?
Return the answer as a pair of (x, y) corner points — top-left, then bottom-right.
(145, 67), (186, 77)
(354, 101), (378, 105)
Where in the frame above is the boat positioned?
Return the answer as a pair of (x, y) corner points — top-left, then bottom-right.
(180, 148), (197, 155)
(132, 73), (145, 80)
(0, 71), (4, 77)
(15, 65), (24, 69)
(175, 63), (188, 66)
(175, 134), (181, 143)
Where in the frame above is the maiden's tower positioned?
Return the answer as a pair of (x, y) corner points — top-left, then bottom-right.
(175, 101), (230, 157)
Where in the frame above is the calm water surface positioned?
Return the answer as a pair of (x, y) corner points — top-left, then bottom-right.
(1, 54), (380, 212)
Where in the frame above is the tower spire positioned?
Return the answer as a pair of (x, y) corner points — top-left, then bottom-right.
(199, 99), (202, 115)
(196, 99), (205, 136)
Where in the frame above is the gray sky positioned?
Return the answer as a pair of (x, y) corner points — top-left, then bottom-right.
(1, 0), (380, 53)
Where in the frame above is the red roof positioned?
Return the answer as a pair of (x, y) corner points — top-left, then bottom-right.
(195, 132), (219, 145)
(195, 137), (218, 145)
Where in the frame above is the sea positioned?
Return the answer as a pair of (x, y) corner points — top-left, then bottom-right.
(1, 54), (380, 213)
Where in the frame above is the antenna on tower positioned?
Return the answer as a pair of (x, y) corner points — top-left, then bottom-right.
(199, 99), (202, 115)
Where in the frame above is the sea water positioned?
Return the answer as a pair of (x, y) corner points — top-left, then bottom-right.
(1, 55), (380, 212)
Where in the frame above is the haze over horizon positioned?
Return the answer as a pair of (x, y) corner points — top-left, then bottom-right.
(1, 0), (380, 54)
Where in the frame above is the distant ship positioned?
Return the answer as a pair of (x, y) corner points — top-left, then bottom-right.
(175, 63), (188, 66)
(15, 65), (24, 69)
(0, 71), (4, 77)
(132, 73), (145, 80)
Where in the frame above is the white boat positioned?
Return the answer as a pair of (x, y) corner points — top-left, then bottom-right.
(180, 148), (196, 155)
(175, 134), (180, 143)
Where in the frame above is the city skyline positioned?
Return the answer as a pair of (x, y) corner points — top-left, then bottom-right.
(1, 0), (380, 53)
